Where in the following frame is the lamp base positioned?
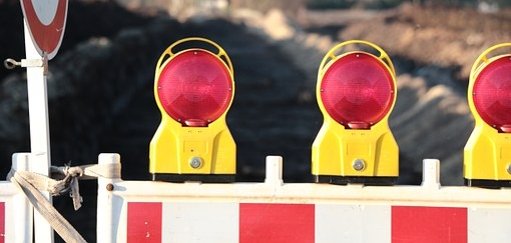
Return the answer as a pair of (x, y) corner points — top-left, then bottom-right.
(153, 173), (235, 183)
(465, 178), (511, 189)
(314, 175), (397, 186)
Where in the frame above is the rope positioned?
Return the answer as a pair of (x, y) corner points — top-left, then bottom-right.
(6, 163), (119, 243)
(10, 172), (87, 243)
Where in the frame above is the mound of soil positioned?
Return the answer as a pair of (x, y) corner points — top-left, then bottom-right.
(339, 3), (511, 79)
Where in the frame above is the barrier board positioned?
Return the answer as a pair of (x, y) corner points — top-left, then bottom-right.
(0, 153), (34, 243)
(96, 154), (511, 243)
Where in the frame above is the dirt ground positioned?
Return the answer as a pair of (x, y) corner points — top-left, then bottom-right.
(302, 3), (511, 79)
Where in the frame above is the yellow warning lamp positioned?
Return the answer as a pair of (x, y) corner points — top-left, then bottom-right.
(464, 43), (511, 187)
(150, 37), (236, 182)
(312, 40), (399, 185)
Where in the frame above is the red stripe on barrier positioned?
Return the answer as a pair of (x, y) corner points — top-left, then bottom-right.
(127, 202), (162, 243)
(392, 206), (467, 243)
(0, 202), (4, 243)
(240, 203), (314, 243)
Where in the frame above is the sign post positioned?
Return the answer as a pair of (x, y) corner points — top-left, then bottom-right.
(23, 21), (53, 243)
(19, 0), (68, 242)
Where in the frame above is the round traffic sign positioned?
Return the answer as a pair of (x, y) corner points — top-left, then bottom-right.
(20, 0), (68, 60)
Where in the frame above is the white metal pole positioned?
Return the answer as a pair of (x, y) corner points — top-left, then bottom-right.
(264, 156), (283, 186)
(12, 153), (33, 243)
(421, 159), (441, 189)
(23, 20), (54, 242)
(97, 153), (122, 242)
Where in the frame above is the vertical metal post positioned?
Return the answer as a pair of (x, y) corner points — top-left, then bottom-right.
(97, 153), (122, 242)
(12, 153), (33, 243)
(23, 20), (54, 242)
(264, 156), (283, 186)
(421, 159), (441, 189)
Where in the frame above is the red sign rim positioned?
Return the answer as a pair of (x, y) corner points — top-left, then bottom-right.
(20, 0), (68, 60)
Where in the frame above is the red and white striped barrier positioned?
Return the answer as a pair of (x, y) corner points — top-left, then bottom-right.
(0, 203), (4, 243)
(96, 154), (511, 243)
(0, 153), (34, 243)
(0, 193), (26, 243)
(124, 202), (510, 243)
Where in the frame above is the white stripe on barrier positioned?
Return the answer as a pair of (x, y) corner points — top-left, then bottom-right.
(162, 202), (238, 243)
(468, 207), (511, 243)
(316, 204), (390, 243)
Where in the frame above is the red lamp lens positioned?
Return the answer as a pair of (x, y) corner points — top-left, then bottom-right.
(320, 52), (394, 129)
(473, 56), (511, 133)
(157, 50), (233, 126)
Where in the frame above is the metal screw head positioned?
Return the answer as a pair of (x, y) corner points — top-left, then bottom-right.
(353, 159), (365, 171)
(507, 164), (511, 175)
(106, 183), (114, 191)
(190, 157), (203, 169)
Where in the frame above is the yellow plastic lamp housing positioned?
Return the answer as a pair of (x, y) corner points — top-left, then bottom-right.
(464, 43), (511, 187)
(312, 40), (399, 185)
(150, 37), (236, 182)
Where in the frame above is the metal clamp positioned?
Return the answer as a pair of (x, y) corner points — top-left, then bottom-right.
(4, 58), (21, 69)
(4, 57), (48, 74)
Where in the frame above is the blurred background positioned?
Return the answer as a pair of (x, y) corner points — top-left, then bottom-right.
(1, 0), (510, 241)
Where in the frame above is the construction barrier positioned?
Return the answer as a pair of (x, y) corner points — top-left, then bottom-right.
(96, 154), (511, 243)
(0, 153), (34, 243)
